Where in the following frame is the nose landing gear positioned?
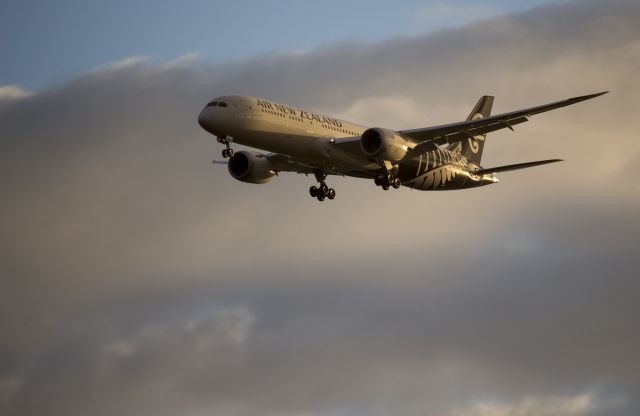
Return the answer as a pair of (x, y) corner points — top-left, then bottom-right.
(217, 135), (234, 158)
(309, 170), (336, 202)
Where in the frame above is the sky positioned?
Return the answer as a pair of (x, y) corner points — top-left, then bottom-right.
(1, 1), (640, 416)
(1, 0), (556, 90)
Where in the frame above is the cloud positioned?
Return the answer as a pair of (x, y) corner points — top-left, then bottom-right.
(0, 85), (31, 112)
(1, 0), (640, 415)
(0, 85), (31, 100)
(449, 392), (625, 416)
(412, 1), (503, 32)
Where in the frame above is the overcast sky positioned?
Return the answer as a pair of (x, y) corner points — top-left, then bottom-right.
(1, 1), (640, 416)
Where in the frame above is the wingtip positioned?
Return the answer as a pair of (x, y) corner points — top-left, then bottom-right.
(571, 91), (608, 103)
(541, 158), (564, 165)
(587, 91), (609, 99)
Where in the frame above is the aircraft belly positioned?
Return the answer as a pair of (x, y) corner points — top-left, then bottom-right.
(399, 161), (488, 191)
(233, 119), (315, 155)
(232, 118), (375, 175)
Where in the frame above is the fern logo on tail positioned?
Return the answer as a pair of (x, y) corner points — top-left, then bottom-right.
(468, 112), (485, 153)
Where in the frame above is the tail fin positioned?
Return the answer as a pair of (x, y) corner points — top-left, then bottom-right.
(449, 95), (494, 164)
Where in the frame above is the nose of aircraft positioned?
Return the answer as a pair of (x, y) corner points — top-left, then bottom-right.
(197, 107), (211, 131)
(197, 99), (232, 135)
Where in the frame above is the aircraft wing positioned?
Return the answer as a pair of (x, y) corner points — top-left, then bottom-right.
(265, 153), (321, 175)
(330, 92), (606, 159)
(213, 153), (346, 176)
(212, 154), (316, 174)
(400, 92), (607, 157)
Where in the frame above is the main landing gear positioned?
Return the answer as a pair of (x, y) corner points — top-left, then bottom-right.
(217, 135), (234, 158)
(374, 173), (401, 190)
(309, 170), (336, 202)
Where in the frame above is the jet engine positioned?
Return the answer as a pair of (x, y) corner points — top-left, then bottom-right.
(228, 151), (276, 184)
(360, 127), (411, 162)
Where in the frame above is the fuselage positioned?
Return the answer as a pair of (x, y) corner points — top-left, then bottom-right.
(197, 95), (497, 190)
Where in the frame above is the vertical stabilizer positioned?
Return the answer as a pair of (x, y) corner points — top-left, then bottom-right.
(448, 95), (494, 164)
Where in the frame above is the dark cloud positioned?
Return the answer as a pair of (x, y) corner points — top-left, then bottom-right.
(1, 0), (640, 415)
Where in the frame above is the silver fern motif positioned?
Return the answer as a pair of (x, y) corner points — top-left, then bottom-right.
(407, 165), (460, 190)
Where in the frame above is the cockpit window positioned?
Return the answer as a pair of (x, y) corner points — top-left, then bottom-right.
(206, 101), (228, 108)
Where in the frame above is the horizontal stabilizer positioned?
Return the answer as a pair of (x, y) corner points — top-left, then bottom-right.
(475, 159), (562, 175)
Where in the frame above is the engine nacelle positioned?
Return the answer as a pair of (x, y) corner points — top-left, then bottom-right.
(228, 151), (276, 184)
(360, 127), (411, 162)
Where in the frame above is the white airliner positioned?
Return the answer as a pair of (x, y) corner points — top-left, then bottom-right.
(197, 92), (606, 201)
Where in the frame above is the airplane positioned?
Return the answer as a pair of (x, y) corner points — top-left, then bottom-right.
(197, 91), (607, 201)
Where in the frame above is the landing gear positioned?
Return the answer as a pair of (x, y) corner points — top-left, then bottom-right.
(374, 172), (402, 191)
(217, 135), (234, 159)
(309, 170), (336, 202)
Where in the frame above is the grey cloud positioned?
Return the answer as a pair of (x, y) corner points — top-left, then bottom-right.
(2, 0), (640, 415)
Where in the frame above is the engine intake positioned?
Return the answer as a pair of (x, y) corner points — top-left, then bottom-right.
(228, 151), (275, 184)
(360, 127), (410, 162)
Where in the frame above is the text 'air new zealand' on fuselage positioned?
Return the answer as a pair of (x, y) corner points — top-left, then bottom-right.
(197, 91), (607, 201)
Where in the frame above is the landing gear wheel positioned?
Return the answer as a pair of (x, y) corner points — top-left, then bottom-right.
(218, 136), (234, 159)
(310, 170), (336, 201)
(373, 167), (402, 191)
